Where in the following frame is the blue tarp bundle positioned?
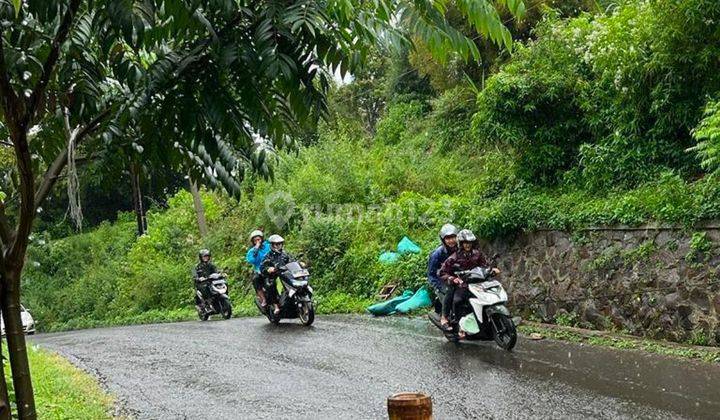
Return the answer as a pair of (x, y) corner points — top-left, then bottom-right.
(378, 251), (400, 264)
(366, 290), (413, 316)
(397, 236), (421, 255)
(394, 286), (432, 313)
(378, 236), (421, 264)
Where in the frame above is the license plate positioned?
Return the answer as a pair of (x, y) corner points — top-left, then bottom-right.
(293, 270), (309, 278)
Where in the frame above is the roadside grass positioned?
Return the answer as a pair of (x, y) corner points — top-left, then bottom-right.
(519, 323), (720, 364)
(41, 292), (373, 333)
(3, 345), (115, 419)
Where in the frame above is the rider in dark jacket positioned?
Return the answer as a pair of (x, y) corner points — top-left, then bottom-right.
(260, 235), (294, 315)
(427, 224), (458, 329)
(194, 249), (217, 300)
(439, 230), (491, 329)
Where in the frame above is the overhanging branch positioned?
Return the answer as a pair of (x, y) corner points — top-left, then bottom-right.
(33, 106), (112, 210)
(0, 29), (19, 128)
(25, 0), (81, 125)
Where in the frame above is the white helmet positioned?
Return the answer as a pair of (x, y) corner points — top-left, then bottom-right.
(268, 234), (284, 244)
(457, 229), (477, 243)
(249, 229), (264, 243)
(439, 224), (458, 241)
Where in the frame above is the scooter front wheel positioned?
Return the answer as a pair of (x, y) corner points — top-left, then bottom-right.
(491, 314), (517, 351)
(220, 297), (232, 320)
(299, 302), (315, 326)
(197, 306), (209, 321)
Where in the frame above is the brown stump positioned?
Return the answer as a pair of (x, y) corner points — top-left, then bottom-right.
(387, 392), (432, 420)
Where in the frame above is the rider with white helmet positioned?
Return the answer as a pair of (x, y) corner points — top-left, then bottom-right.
(246, 229), (271, 306)
(260, 234), (293, 315)
(439, 229), (498, 336)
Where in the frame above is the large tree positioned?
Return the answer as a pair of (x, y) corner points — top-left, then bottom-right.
(0, 0), (522, 417)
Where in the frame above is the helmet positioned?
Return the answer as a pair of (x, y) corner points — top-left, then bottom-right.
(249, 229), (264, 243)
(457, 229), (477, 243)
(439, 224), (458, 241)
(198, 249), (211, 261)
(268, 234), (284, 244)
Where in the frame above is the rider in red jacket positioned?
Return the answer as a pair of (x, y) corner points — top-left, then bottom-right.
(439, 229), (498, 335)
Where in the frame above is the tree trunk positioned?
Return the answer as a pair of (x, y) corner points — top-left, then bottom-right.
(0, 282), (12, 420)
(130, 163), (147, 236)
(1, 268), (35, 420)
(188, 176), (208, 238)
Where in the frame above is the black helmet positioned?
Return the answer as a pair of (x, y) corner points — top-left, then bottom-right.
(198, 249), (211, 261)
(439, 223), (458, 241)
(457, 229), (477, 243)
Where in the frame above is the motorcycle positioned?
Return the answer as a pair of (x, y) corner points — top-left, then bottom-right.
(195, 272), (233, 321)
(255, 261), (315, 326)
(428, 258), (517, 351)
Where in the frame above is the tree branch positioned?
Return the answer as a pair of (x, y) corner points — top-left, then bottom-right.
(0, 28), (19, 130)
(8, 130), (34, 264)
(33, 9), (242, 212)
(33, 106), (111, 210)
(25, 0), (81, 125)
(0, 202), (13, 247)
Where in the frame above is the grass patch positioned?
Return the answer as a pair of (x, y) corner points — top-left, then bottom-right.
(3, 346), (115, 419)
(519, 323), (720, 364)
(43, 291), (374, 333)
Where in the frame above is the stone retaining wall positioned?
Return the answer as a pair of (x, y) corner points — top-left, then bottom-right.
(479, 225), (720, 345)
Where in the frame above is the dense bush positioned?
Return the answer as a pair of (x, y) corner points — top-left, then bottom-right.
(474, 0), (720, 189)
(375, 101), (427, 145)
(691, 98), (720, 173)
(473, 15), (592, 184)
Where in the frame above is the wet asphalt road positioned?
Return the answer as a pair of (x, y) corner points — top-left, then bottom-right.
(32, 315), (720, 419)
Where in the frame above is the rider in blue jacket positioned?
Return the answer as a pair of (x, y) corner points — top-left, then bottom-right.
(246, 229), (271, 306)
(427, 224), (458, 330)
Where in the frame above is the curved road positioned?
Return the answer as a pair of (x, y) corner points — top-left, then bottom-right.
(32, 315), (719, 419)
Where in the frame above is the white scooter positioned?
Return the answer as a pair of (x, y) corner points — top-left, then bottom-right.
(429, 263), (517, 350)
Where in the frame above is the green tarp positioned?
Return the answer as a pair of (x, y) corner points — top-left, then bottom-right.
(366, 290), (413, 316)
(378, 251), (400, 264)
(397, 236), (421, 254)
(394, 286), (432, 313)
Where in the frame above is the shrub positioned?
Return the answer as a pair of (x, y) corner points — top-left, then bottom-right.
(375, 101), (427, 145)
(690, 98), (720, 173)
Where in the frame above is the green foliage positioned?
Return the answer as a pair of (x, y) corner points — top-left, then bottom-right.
(555, 311), (579, 327)
(472, 16), (593, 184)
(375, 101), (427, 145)
(473, 0), (720, 189)
(426, 86), (478, 149)
(690, 98), (720, 173)
(622, 241), (657, 265)
(686, 232), (713, 264)
(519, 323), (720, 363)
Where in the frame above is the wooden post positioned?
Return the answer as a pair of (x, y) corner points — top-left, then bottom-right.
(387, 392), (432, 420)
